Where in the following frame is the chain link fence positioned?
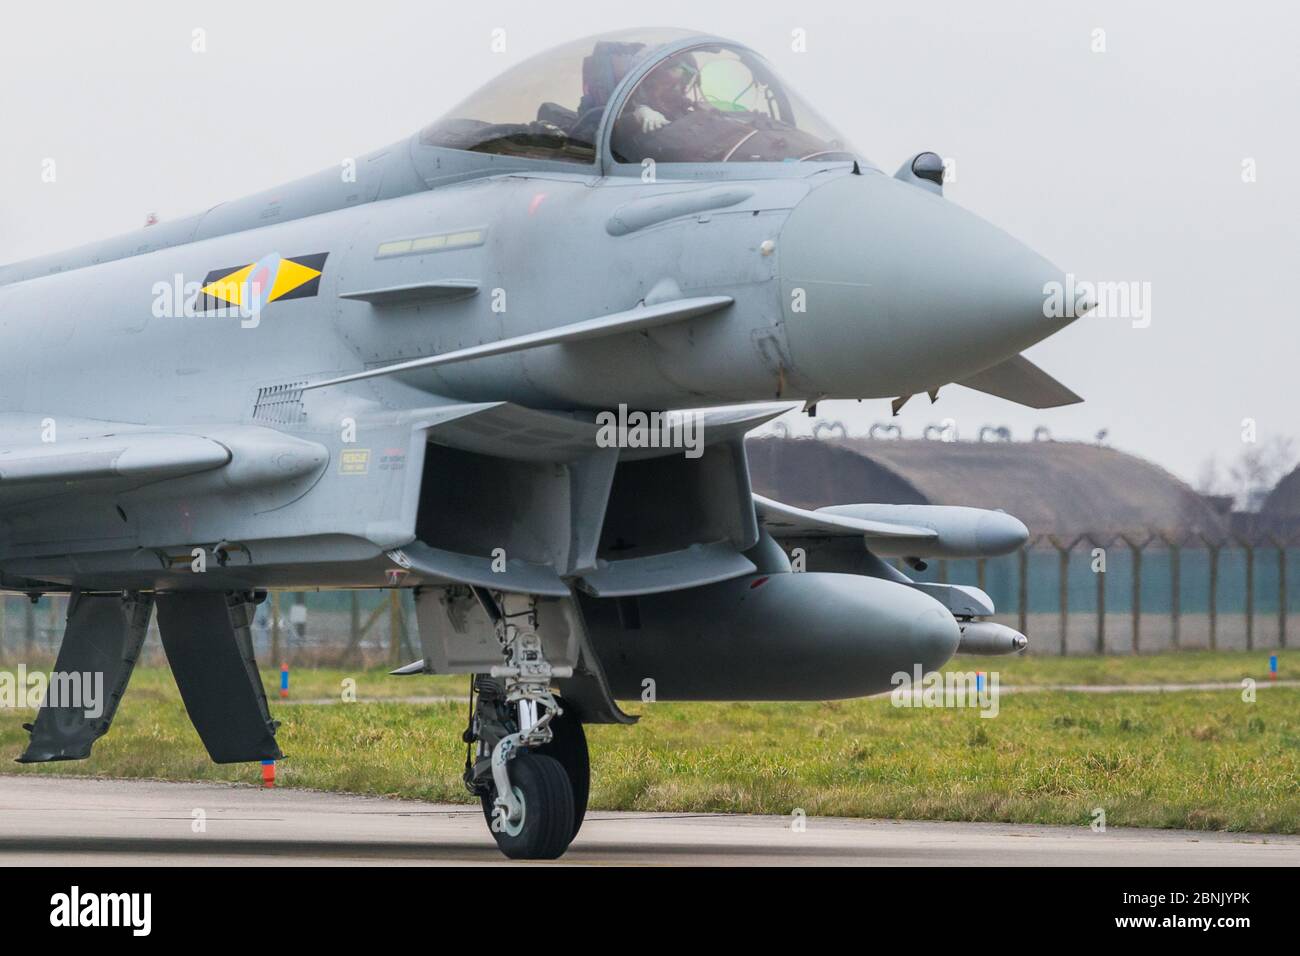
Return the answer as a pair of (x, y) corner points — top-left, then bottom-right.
(1, 534), (1295, 663)
(911, 534), (1298, 654)
(0, 589), (419, 669)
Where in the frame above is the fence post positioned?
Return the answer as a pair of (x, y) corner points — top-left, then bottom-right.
(24, 597), (35, 657)
(1202, 537), (1220, 651)
(389, 589), (402, 667)
(348, 591), (360, 664)
(47, 596), (59, 653)
(1092, 536), (1106, 655)
(1280, 541), (1289, 649)
(270, 591), (281, 668)
(1017, 545), (1029, 640)
(295, 592), (307, 654)
(1049, 536), (1080, 656)
(1168, 537), (1181, 649)
(1242, 539), (1254, 652)
(1050, 538), (1067, 655)
(1122, 535), (1146, 655)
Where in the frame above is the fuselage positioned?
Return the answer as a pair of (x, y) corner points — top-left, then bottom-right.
(0, 168), (810, 423)
(0, 162), (1068, 427)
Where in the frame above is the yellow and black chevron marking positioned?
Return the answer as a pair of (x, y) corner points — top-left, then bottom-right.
(198, 252), (328, 312)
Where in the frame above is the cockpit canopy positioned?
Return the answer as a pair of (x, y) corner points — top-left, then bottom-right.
(419, 29), (855, 167)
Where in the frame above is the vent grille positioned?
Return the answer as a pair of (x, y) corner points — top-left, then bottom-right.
(253, 382), (306, 425)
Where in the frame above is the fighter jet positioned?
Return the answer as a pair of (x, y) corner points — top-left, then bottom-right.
(0, 28), (1086, 858)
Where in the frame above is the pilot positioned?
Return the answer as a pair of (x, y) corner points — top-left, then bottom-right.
(624, 53), (701, 134)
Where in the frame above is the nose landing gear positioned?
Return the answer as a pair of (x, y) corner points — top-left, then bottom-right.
(463, 593), (590, 859)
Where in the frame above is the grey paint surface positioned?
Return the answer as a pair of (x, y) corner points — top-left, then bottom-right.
(0, 776), (1293, 866)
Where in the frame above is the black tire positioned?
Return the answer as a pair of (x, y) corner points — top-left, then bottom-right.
(479, 752), (575, 860)
(533, 707), (590, 840)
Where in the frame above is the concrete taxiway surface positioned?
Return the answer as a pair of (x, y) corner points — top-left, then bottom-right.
(0, 776), (1296, 866)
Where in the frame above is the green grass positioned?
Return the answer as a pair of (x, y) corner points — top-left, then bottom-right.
(10, 648), (1284, 701)
(1, 651), (1297, 834)
(955, 649), (1286, 686)
(267, 648), (1293, 693)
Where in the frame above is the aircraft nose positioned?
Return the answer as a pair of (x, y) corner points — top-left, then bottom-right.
(778, 172), (1075, 399)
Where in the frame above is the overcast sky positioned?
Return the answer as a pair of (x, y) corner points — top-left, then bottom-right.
(1, 1), (1295, 487)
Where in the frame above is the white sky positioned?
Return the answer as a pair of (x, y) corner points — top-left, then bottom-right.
(1, 0), (1295, 485)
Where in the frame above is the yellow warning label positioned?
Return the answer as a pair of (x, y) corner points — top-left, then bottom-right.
(339, 448), (370, 475)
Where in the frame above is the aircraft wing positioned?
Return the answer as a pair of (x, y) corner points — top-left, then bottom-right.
(955, 353), (1082, 408)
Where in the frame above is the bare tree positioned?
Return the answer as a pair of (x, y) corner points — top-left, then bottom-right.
(1228, 436), (1297, 511)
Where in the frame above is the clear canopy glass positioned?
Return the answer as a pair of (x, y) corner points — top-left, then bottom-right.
(420, 29), (693, 164)
(609, 44), (855, 164)
(419, 31), (855, 167)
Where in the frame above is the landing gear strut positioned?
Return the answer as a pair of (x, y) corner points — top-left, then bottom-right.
(463, 593), (589, 859)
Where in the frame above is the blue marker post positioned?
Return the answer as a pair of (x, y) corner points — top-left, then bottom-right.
(976, 671), (985, 694)
(1269, 655), (1278, 682)
(280, 662), (289, 699)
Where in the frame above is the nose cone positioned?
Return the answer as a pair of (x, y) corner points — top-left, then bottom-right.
(778, 172), (1074, 399)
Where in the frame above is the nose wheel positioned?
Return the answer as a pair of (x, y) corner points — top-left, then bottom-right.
(480, 704), (589, 844)
(479, 751), (575, 859)
(464, 593), (590, 859)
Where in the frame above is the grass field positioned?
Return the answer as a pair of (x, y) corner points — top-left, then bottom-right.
(957, 649), (1287, 687)
(1, 650), (1296, 834)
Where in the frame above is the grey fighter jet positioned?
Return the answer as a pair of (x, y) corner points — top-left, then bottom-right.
(0, 28), (1087, 859)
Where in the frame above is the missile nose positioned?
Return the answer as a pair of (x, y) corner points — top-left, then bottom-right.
(956, 620), (1029, 655)
(976, 511), (1030, 556)
(779, 173), (1074, 399)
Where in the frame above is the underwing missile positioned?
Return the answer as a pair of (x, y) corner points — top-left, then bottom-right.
(955, 620), (1028, 655)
